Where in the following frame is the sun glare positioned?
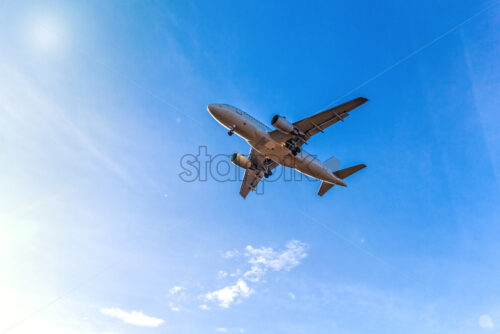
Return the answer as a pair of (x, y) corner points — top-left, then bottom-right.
(30, 18), (63, 51)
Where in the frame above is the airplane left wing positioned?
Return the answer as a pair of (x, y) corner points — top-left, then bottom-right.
(239, 148), (278, 199)
(268, 97), (368, 146)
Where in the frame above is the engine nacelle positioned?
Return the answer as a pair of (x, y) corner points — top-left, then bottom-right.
(271, 115), (294, 133)
(231, 153), (252, 169)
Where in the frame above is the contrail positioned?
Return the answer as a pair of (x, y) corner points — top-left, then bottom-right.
(319, 0), (499, 110)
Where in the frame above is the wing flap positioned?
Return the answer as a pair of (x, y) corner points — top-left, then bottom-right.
(239, 169), (261, 199)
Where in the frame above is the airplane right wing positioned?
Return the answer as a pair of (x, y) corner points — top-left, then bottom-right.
(239, 148), (278, 199)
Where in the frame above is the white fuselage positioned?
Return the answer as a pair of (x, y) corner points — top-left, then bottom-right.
(207, 104), (346, 186)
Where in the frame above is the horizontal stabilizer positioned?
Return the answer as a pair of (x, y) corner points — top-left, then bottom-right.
(334, 164), (366, 179)
(317, 181), (334, 196)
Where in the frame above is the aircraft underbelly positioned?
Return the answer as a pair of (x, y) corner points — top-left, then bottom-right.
(242, 130), (341, 184)
(250, 139), (290, 163)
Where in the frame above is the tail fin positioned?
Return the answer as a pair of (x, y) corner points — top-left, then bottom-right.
(324, 156), (340, 171)
(318, 157), (339, 196)
(317, 159), (366, 197)
(334, 164), (366, 179)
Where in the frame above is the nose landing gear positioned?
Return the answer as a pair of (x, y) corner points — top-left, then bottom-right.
(227, 125), (236, 136)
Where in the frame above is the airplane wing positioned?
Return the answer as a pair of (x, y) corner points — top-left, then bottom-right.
(240, 148), (278, 199)
(268, 97), (368, 146)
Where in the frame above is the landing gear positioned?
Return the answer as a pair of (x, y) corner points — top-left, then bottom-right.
(227, 125), (236, 136)
(285, 139), (301, 156)
(264, 171), (273, 178)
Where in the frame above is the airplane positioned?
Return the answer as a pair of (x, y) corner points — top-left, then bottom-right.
(207, 97), (368, 198)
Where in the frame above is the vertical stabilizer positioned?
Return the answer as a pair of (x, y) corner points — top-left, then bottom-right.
(317, 157), (339, 196)
(324, 156), (340, 171)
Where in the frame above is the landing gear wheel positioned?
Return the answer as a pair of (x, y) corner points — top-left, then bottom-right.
(227, 130), (234, 136)
(264, 171), (273, 178)
(295, 147), (301, 153)
(291, 149), (298, 156)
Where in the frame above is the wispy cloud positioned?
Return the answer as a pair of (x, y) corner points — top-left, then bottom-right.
(100, 307), (164, 327)
(215, 327), (245, 333)
(168, 302), (181, 312)
(166, 285), (188, 311)
(0, 61), (134, 186)
(479, 314), (494, 329)
(217, 270), (228, 279)
(223, 250), (241, 259)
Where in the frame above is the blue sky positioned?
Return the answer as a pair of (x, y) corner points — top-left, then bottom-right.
(0, 1), (499, 333)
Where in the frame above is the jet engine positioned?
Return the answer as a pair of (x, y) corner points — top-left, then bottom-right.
(271, 115), (295, 133)
(231, 153), (252, 169)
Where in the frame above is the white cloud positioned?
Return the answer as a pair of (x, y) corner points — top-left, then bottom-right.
(288, 292), (296, 300)
(216, 328), (228, 333)
(100, 307), (164, 327)
(199, 304), (210, 310)
(479, 314), (494, 329)
(204, 279), (254, 308)
(243, 240), (308, 282)
(169, 286), (185, 295)
(203, 240), (308, 309)
(168, 302), (181, 312)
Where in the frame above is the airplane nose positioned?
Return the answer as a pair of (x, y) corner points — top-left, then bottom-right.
(207, 104), (218, 116)
(207, 103), (223, 119)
